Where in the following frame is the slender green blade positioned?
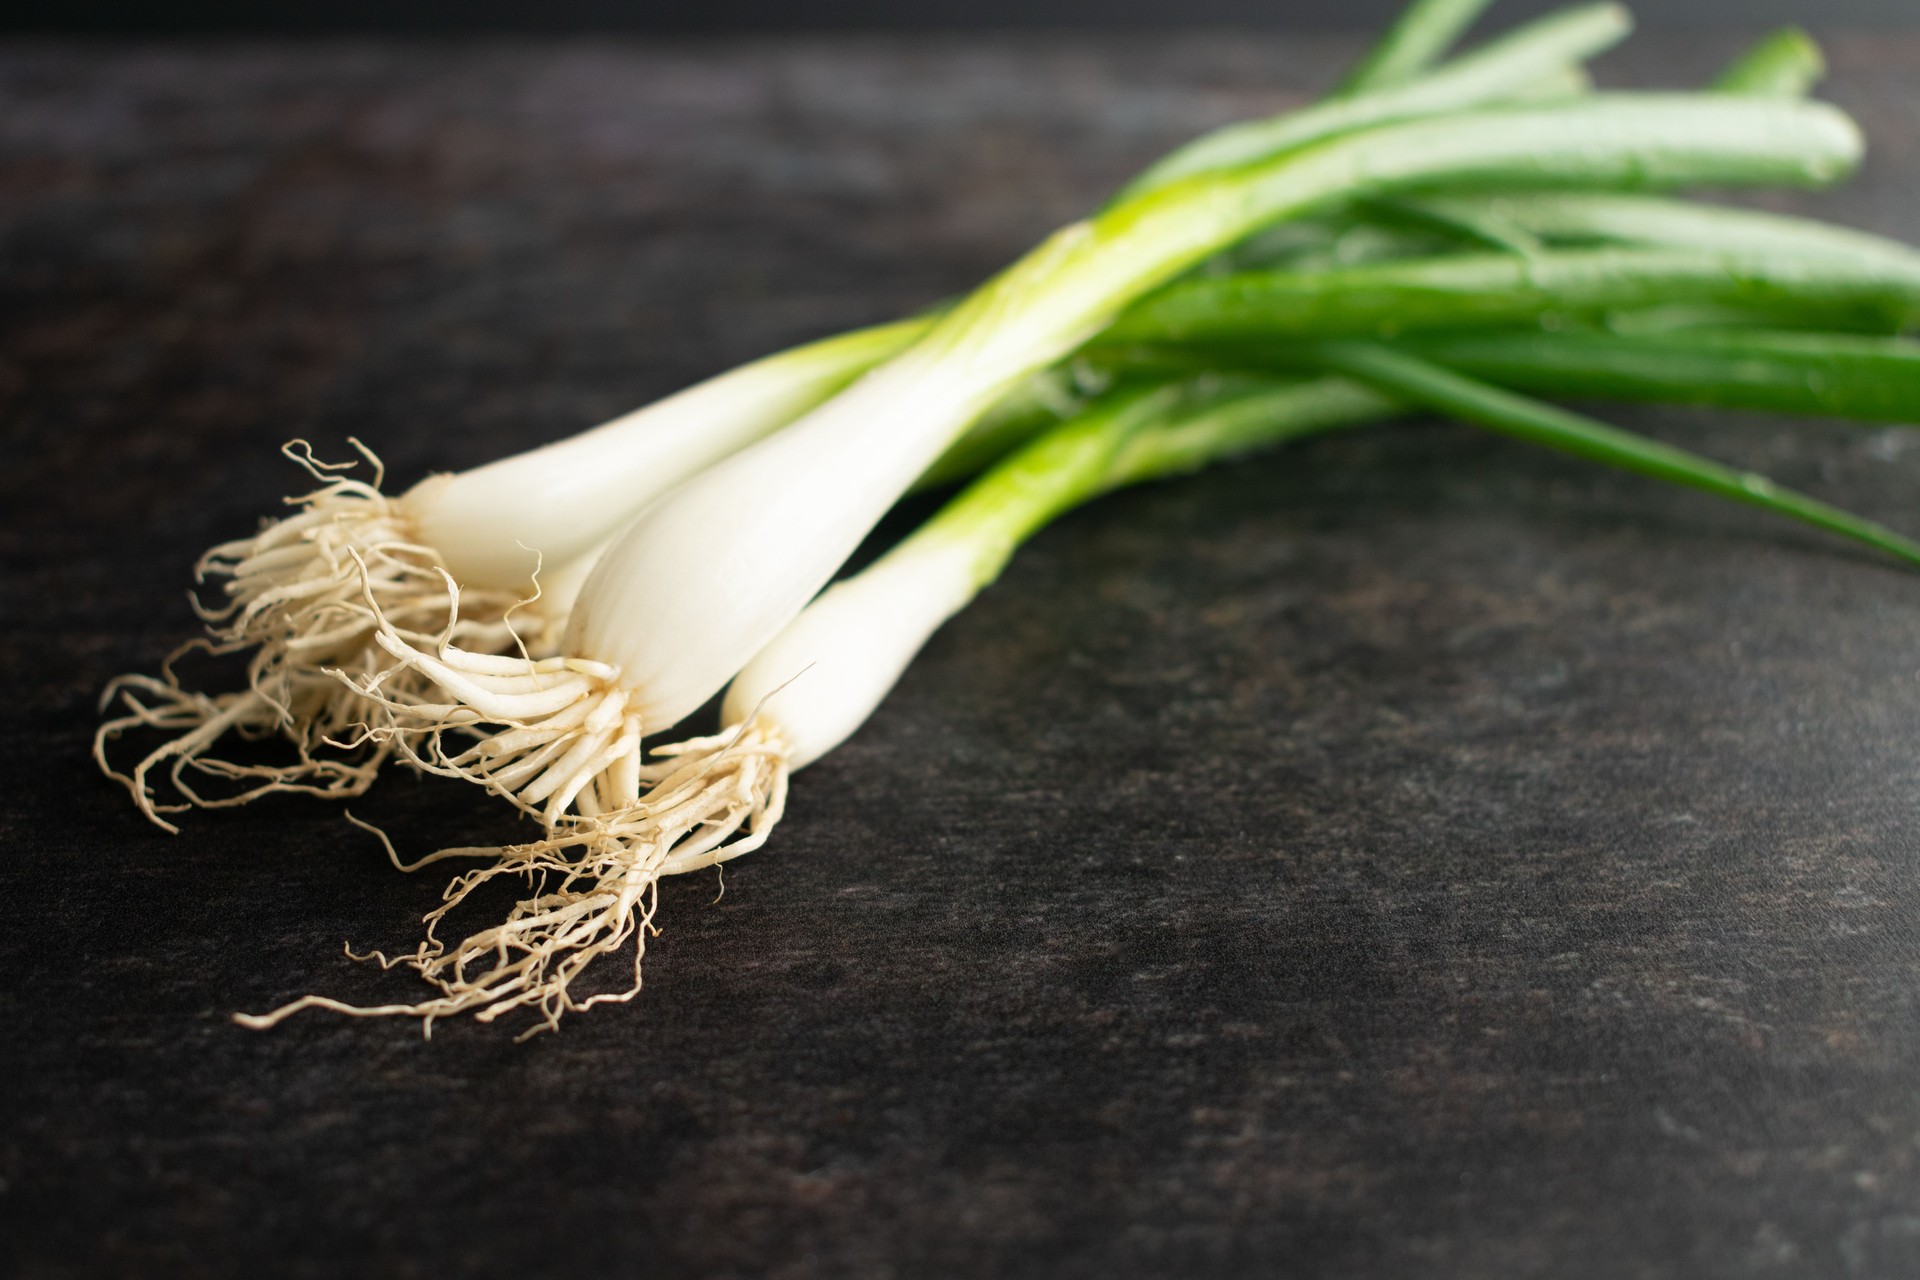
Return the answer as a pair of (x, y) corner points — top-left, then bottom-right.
(1112, 5), (1631, 204)
(1414, 193), (1920, 270)
(1108, 248), (1920, 346)
(1398, 329), (1920, 423)
(1714, 28), (1826, 99)
(1311, 340), (1920, 569)
(1334, 0), (1498, 98)
(1106, 377), (1402, 488)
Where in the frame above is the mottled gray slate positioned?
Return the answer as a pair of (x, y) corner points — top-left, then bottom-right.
(5, 29), (1920, 1280)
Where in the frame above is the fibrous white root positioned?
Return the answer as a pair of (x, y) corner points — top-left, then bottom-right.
(346, 590), (645, 825)
(234, 719), (791, 1038)
(96, 441), (542, 829)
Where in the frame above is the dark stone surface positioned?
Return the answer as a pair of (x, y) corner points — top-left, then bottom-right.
(6, 29), (1920, 1280)
(7, 0), (1917, 36)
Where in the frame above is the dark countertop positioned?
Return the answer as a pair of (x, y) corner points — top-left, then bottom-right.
(6, 30), (1920, 1280)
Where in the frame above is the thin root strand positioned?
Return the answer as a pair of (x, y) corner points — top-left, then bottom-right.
(234, 720), (791, 1037)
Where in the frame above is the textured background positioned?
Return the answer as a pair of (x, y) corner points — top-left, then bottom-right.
(7, 23), (1920, 1280)
(4, 0), (1916, 33)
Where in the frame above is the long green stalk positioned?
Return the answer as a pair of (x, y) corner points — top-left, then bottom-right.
(1378, 19), (1814, 262)
(916, 94), (1864, 499)
(933, 95), (1863, 489)
(1107, 247), (1920, 345)
(1111, 4), (1631, 204)
(1334, 0), (1497, 98)
(1395, 329), (1920, 422)
(1344, 31), (1823, 262)
(1310, 341), (1920, 568)
(1404, 193), (1920, 270)
(1090, 325), (1920, 427)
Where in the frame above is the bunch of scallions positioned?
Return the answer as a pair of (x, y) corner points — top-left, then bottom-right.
(96, 0), (1920, 1036)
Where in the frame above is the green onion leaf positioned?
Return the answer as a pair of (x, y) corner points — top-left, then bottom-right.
(1713, 27), (1827, 99)
(1107, 247), (1920, 345)
(1395, 328), (1920, 423)
(1411, 193), (1920, 269)
(1334, 0), (1499, 98)
(1112, 5), (1632, 204)
(1310, 340), (1920, 568)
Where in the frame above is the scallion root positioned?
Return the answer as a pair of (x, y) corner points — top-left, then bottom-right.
(96, 441), (549, 829)
(235, 720), (790, 1038)
(94, 648), (396, 833)
(348, 586), (649, 824)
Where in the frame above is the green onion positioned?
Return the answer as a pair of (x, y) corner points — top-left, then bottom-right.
(256, 375), (1398, 1031)
(346, 93), (1865, 832)
(194, 0), (1920, 1036)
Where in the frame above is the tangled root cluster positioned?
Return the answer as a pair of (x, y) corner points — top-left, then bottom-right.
(102, 440), (799, 1036)
(236, 720), (791, 1038)
(342, 613), (646, 826)
(95, 441), (540, 831)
